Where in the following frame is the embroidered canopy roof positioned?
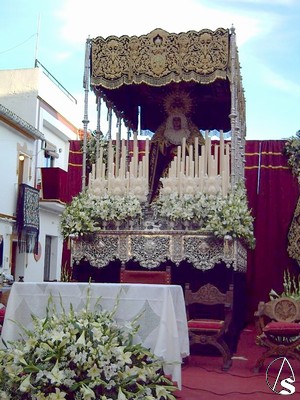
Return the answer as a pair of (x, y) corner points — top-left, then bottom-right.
(89, 27), (244, 134)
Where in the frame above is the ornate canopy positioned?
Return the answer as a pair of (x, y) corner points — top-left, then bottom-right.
(88, 26), (246, 185)
(89, 27), (245, 135)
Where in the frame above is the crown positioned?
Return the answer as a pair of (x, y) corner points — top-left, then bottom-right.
(163, 90), (193, 116)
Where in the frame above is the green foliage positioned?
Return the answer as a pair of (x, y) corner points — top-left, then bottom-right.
(83, 131), (109, 172)
(283, 130), (300, 179)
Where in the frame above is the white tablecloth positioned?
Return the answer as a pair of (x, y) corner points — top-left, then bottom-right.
(1, 282), (189, 388)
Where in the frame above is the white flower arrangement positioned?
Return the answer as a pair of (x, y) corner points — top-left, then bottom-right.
(60, 192), (142, 239)
(60, 191), (99, 239)
(205, 184), (255, 249)
(61, 185), (255, 249)
(153, 183), (255, 249)
(0, 294), (177, 400)
(152, 193), (195, 221)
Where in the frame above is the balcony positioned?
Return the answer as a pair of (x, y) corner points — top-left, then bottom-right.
(40, 167), (69, 213)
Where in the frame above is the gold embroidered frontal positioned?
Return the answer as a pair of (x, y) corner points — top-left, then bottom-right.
(90, 28), (230, 89)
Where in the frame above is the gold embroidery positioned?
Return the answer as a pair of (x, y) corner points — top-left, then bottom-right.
(91, 28), (229, 89)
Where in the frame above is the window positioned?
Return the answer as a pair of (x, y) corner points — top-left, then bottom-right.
(43, 141), (59, 168)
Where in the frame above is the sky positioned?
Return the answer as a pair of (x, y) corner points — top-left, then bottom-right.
(0, 0), (299, 140)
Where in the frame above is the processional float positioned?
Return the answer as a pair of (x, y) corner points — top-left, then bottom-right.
(72, 26), (249, 272)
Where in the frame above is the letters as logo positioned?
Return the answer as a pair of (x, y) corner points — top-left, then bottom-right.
(266, 357), (296, 395)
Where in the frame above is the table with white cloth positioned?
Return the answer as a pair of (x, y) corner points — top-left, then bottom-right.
(1, 282), (189, 389)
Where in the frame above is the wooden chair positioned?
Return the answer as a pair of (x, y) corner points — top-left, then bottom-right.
(120, 265), (171, 284)
(0, 289), (10, 307)
(185, 283), (233, 371)
(253, 296), (300, 372)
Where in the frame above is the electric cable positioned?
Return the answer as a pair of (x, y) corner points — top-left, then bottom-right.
(0, 33), (37, 55)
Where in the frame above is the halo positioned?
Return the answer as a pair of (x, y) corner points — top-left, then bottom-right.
(163, 90), (193, 116)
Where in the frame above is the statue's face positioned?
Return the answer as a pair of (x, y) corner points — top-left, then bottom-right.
(172, 116), (182, 130)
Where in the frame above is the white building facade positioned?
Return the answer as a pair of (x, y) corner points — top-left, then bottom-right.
(0, 66), (80, 282)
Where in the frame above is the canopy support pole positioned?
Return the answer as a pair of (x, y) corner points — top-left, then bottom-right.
(96, 97), (101, 159)
(82, 37), (91, 191)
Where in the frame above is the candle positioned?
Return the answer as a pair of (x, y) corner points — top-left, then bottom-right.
(138, 160), (143, 178)
(190, 160), (194, 178)
(126, 171), (130, 192)
(96, 159), (100, 180)
(186, 155), (189, 177)
(199, 171), (204, 192)
(189, 144), (193, 177)
(145, 138), (149, 181)
(129, 160), (134, 177)
(220, 130), (224, 177)
(108, 140), (113, 175)
(173, 156), (177, 178)
(194, 137), (199, 177)
(206, 132), (211, 177)
(214, 144), (219, 176)
(180, 161), (184, 177)
(208, 155), (212, 177)
(198, 154), (204, 178)
(203, 142), (207, 176)
(133, 132), (138, 178)
(169, 161), (173, 178)
(189, 144), (193, 161)
(177, 146), (181, 178)
(181, 138), (186, 174)
(108, 172), (111, 193)
(179, 171), (182, 197)
(142, 156), (146, 179)
(115, 134), (120, 178)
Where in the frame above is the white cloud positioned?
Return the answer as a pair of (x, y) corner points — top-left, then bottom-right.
(55, 0), (275, 47)
(55, 51), (72, 62)
(261, 65), (300, 96)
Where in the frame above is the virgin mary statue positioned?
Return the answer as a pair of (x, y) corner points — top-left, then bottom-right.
(149, 91), (205, 201)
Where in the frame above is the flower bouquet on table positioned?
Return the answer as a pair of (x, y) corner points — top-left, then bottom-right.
(0, 293), (177, 400)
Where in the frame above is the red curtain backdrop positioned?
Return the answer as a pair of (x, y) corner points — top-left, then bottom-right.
(245, 140), (299, 320)
(67, 141), (83, 202)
